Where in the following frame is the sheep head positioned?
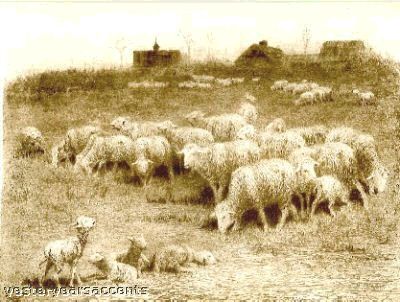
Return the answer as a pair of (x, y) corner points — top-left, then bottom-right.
(215, 202), (235, 234)
(366, 164), (389, 195)
(111, 117), (130, 131)
(128, 233), (147, 250)
(73, 216), (96, 233)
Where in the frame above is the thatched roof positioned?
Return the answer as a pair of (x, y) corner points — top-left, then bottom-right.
(235, 40), (284, 66)
(320, 40), (366, 59)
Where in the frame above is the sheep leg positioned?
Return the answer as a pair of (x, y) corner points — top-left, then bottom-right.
(355, 181), (369, 210)
(210, 183), (219, 204)
(258, 208), (268, 232)
(328, 198), (336, 217)
(41, 261), (52, 287)
(310, 191), (322, 216)
(277, 206), (289, 230)
(168, 165), (175, 182)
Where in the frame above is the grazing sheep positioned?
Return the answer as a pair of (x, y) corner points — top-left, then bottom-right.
(185, 110), (249, 141)
(235, 124), (257, 141)
(215, 159), (297, 233)
(283, 83), (298, 93)
(216, 78), (232, 87)
(192, 74), (215, 82)
(163, 126), (214, 173)
(292, 83), (311, 95)
(181, 140), (260, 203)
(231, 77), (245, 84)
(131, 135), (174, 185)
(310, 175), (350, 217)
(179, 81), (212, 89)
(264, 118), (287, 133)
(89, 253), (137, 284)
(74, 135), (136, 175)
(17, 126), (45, 157)
(111, 117), (176, 139)
(287, 125), (328, 145)
(270, 80), (289, 91)
(237, 102), (258, 123)
(115, 234), (150, 277)
(313, 86), (333, 102)
(52, 125), (101, 166)
(357, 91), (376, 105)
(150, 244), (216, 273)
(40, 216), (96, 288)
(255, 131), (306, 159)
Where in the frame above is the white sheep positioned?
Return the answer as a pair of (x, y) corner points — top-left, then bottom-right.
(185, 110), (249, 141)
(255, 131), (306, 159)
(163, 126), (214, 173)
(89, 253), (137, 284)
(150, 244), (216, 273)
(114, 234), (150, 277)
(40, 216), (96, 287)
(180, 140), (260, 203)
(192, 74), (215, 82)
(17, 126), (45, 157)
(52, 125), (101, 166)
(237, 102), (258, 123)
(231, 77), (245, 84)
(286, 125), (328, 145)
(294, 91), (316, 106)
(283, 82), (298, 93)
(292, 83), (311, 95)
(310, 175), (350, 217)
(357, 91), (376, 105)
(252, 77), (260, 82)
(313, 86), (333, 102)
(131, 135), (174, 186)
(264, 118), (287, 133)
(216, 78), (232, 86)
(215, 159), (297, 233)
(270, 80), (289, 91)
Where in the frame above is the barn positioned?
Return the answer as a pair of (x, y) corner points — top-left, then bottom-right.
(133, 40), (181, 67)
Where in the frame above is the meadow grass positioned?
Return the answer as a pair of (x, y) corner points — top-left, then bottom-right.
(1, 63), (400, 298)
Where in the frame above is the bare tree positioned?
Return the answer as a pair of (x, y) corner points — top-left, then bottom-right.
(206, 32), (215, 63)
(302, 26), (311, 63)
(112, 38), (128, 68)
(179, 30), (194, 65)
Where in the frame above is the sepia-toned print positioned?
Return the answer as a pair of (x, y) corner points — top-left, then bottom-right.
(1, 2), (400, 300)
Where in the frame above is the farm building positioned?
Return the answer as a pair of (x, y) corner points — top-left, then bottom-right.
(235, 40), (284, 67)
(133, 40), (181, 67)
(319, 40), (367, 61)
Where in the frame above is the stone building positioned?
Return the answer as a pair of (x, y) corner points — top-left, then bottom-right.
(133, 40), (181, 67)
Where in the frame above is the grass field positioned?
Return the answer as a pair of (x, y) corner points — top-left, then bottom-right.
(1, 63), (400, 300)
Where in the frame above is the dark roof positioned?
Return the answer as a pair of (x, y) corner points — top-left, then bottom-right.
(235, 42), (284, 66)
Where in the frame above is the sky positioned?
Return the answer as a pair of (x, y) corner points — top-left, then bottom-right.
(0, 2), (400, 80)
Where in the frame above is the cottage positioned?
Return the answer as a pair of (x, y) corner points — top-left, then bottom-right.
(133, 40), (181, 67)
(235, 40), (284, 67)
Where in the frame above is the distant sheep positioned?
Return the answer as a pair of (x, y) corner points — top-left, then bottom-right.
(17, 126), (45, 157)
(356, 91), (376, 105)
(270, 80), (288, 91)
(252, 77), (260, 82)
(192, 74), (215, 82)
(179, 81), (212, 89)
(216, 78), (232, 87)
(264, 118), (287, 133)
(294, 91), (316, 106)
(215, 159), (297, 233)
(40, 216), (96, 288)
(185, 110), (249, 141)
(181, 140), (260, 203)
(128, 80), (168, 89)
(287, 125), (328, 145)
(89, 253), (137, 284)
(150, 244), (216, 273)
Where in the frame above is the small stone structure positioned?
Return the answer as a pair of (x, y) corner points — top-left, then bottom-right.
(133, 40), (181, 67)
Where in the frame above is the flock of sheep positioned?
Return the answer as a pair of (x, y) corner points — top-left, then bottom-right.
(39, 215), (216, 288)
(16, 79), (388, 287)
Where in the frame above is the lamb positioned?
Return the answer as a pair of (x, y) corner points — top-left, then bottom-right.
(286, 125), (328, 145)
(89, 253), (137, 284)
(52, 125), (101, 166)
(150, 244), (216, 273)
(180, 140), (260, 203)
(16, 126), (45, 157)
(163, 126), (214, 173)
(310, 175), (350, 217)
(114, 234), (150, 277)
(40, 216), (96, 288)
(185, 110), (249, 141)
(215, 159), (297, 233)
(264, 118), (286, 133)
(237, 102), (258, 123)
(131, 135), (174, 186)
(270, 80), (289, 91)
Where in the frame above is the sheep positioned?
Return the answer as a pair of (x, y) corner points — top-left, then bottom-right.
(216, 78), (232, 86)
(313, 86), (333, 102)
(286, 125), (328, 145)
(16, 126), (45, 157)
(192, 74), (215, 82)
(128, 80), (168, 88)
(89, 253), (137, 284)
(150, 244), (216, 273)
(52, 125), (101, 166)
(292, 83), (311, 95)
(180, 140), (260, 203)
(74, 135), (136, 175)
(131, 135), (174, 186)
(357, 91), (376, 105)
(270, 80), (289, 91)
(231, 77), (245, 84)
(255, 131), (306, 159)
(237, 102), (258, 123)
(264, 118), (286, 133)
(40, 216), (96, 288)
(215, 159), (297, 233)
(252, 77), (260, 82)
(179, 81), (212, 89)
(185, 110), (249, 141)
(163, 126), (214, 173)
(310, 175), (350, 217)
(294, 91), (316, 106)
(235, 124), (257, 141)
(114, 234), (150, 278)
(283, 82), (298, 93)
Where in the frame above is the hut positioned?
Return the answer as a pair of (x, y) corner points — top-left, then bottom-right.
(235, 40), (284, 67)
(319, 40), (367, 61)
(133, 40), (181, 67)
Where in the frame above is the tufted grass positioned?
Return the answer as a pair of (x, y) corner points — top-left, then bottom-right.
(1, 63), (400, 299)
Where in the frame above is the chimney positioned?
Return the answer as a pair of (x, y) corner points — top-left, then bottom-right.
(259, 40), (268, 47)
